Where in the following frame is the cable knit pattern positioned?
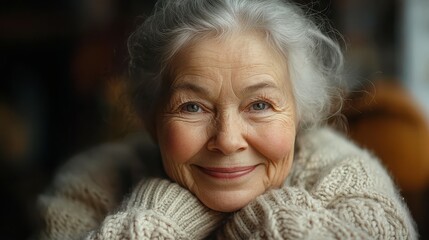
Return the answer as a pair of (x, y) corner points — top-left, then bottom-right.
(218, 127), (417, 239)
(38, 141), (145, 240)
(38, 127), (417, 239)
(86, 178), (225, 239)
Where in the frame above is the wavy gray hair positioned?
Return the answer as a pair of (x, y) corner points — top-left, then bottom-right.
(127, 0), (345, 132)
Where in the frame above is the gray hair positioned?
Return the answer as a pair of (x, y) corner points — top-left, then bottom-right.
(127, 0), (345, 132)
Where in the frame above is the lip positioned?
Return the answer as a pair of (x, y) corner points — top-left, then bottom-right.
(196, 165), (257, 179)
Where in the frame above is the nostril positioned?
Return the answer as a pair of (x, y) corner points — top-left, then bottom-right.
(206, 112), (248, 154)
(206, 131), (248, 155)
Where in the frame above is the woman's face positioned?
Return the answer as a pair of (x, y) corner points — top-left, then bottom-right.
(156, 32), (297, 212)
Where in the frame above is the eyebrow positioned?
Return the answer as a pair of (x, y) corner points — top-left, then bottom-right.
(242, 81), (279, 95)
(170, 82), (211, 96)
(170, 80), (280, 96)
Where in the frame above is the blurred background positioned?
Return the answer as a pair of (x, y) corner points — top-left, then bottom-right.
(1, 0), (428, 239)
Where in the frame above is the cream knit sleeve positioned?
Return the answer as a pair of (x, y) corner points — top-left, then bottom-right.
(37, 139), (148, 240)
(86, 178), (226, 239)
(218, 127), (417, 239)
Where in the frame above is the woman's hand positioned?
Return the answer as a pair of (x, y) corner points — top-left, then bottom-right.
(87, 178), (227, 240)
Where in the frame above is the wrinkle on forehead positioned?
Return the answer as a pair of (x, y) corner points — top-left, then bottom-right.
(167, 31), (292, 103)
(170, 31), (286, 73)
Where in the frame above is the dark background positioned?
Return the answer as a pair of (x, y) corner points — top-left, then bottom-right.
(1, 0), (426, 239)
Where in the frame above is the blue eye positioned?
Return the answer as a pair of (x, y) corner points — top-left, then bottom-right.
(183, 103), (202, 113)
(251, 102), (270, 111)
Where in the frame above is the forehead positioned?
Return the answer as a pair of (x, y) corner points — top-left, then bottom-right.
(169, 31), (289, 83)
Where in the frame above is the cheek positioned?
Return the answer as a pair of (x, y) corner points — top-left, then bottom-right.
(158, 122), (207, 164)
(253, 123), (295, 161)
(157, 121), (208, 188)
(250, 121), (296, 187)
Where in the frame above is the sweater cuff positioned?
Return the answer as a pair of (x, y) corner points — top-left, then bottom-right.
(221, 187), (314, 238)
(126, 178), (224, 238)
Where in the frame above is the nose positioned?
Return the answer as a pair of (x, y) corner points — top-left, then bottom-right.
(207, 111), (248, 155)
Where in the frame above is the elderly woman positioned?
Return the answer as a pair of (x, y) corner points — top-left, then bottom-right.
(38, 0), (416, 239)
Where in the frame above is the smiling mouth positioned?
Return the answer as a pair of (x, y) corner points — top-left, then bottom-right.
(196, 166), (257, 179)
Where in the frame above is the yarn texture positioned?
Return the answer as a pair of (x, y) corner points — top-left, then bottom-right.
(38, 127), (417, 239)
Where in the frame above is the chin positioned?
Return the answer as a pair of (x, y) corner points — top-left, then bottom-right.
(204, 199), (248, 212)
(197, 188), (263, 212)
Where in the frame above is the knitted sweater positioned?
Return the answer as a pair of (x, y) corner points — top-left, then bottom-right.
(37, 127), (417, 239)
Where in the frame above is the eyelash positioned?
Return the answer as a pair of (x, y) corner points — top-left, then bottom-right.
(180, 102), (205, 113)
(249, 101), (272, 111)
(247, 95), (275, 112)
(174, 95), (276, 114)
